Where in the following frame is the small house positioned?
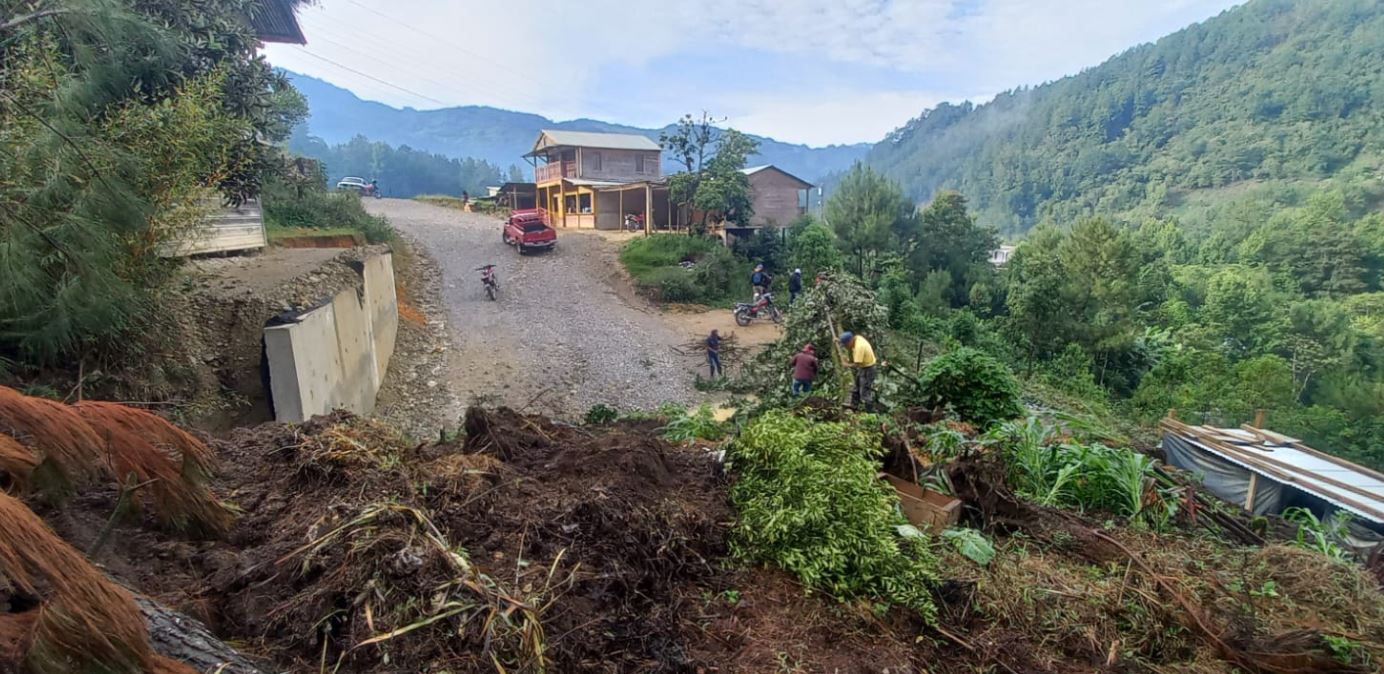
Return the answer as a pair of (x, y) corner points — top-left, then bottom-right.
(168, 0), (305, 257)
(740, 165), (812, 227)
(524, 130), (673, 230)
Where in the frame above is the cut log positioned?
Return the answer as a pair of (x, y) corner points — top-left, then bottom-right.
(136, 596), (267, 674)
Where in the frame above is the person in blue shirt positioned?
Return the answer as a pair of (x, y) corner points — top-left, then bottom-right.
(705, 329), (723, 378)
(750, 264), (771, 298)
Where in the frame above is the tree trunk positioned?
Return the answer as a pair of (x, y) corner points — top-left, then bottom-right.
(136, 597), (268, 674)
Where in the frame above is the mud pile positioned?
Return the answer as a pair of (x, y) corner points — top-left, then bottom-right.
(38, 407), (913, 673)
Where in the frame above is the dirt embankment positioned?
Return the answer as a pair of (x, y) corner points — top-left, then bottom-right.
(38, 407), (915, 673)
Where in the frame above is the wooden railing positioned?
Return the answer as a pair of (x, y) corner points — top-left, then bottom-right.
(535, 161), (576, 183)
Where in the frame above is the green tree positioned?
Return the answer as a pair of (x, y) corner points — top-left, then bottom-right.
(693, 128), (759, 225)
(825, 163), (917, 278)
(913, 192), (997, 306)
(787, 217), (844, 279)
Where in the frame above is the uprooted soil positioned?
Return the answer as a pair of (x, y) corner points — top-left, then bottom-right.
(38, 407), (922, 673)
(27, 404), (1384, 674)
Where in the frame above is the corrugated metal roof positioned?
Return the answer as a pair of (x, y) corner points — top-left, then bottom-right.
(740, 164), (813, 188)
(249, 0), (306, 44)
(531, 130), (661, 153)
(1162, 419), (1384, 524)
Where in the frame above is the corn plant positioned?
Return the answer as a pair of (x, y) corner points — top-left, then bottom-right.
(1283, 507), (1353, 561)
(991, 417), (1176, 528)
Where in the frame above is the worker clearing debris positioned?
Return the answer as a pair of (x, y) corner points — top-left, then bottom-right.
(839, 330), (878, 409)
(789, 343), (818, 395)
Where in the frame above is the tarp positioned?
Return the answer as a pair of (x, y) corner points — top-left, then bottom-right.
(1164, 434), (1286, 516)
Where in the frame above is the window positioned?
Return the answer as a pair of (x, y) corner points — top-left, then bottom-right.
(635, 153), (645, 173)
(588, 151), (602, 172)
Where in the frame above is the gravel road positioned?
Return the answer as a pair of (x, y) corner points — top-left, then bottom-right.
(366, 199), (702, 420)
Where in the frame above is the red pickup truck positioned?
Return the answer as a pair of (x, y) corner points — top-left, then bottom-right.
(502, 209), (557, 254)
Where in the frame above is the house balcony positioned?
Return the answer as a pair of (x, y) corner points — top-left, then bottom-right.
(536, 161), (577, 184)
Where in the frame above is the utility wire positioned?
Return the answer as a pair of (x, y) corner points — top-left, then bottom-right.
(288, 47), (449, 107)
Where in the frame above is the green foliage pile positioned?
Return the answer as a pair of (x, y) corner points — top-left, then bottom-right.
(619, 234), (749, 304)
(748, 272), (889, 399)
(864, 0), (1384, 236)
(288, 130), (510, 199)
(261, 163), (393, 243)
(909, 348), (1022, 427)
(0, 0), (308, 366)
(728, 410), (938, 619)
(991, 418), (1176, 528)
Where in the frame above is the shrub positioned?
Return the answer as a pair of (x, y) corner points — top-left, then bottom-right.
(914, 347), (1022, 427)
(584, 404), (618, 425)
(620, 234), (749, 305)
(728, 410), (938, 619)
(262, 173), (394, 243)
(661, 404), (726, 442)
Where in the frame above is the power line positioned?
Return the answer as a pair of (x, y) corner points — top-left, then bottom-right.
(288, 47), (448, 107)
(303, 18), (553, 112)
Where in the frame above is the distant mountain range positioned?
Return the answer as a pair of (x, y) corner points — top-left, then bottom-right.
(285, 71), (868, 184)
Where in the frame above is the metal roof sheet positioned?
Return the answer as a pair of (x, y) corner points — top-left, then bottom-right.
(531, 130), (661, 153)
(1162, 420), (1384, 524)
(249, 0), (306, 44)
(740, 164), (813, 188)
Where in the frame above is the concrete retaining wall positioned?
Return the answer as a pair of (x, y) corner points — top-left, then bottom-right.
(264, 252), (398, 422)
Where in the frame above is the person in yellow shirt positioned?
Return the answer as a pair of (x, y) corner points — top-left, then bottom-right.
(839, 331), (878, 409)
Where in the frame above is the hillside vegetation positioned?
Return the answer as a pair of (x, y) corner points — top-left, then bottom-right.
(865, 0), (1384, 236)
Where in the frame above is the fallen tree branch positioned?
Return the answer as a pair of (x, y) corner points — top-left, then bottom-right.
(135, 597), (267, 674)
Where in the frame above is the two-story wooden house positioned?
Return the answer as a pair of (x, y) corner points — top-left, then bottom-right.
(524, 130), (674, 230)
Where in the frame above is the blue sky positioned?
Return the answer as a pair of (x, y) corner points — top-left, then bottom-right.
(265, 0), (1244, 146)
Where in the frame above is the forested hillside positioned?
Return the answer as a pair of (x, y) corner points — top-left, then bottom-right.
(286, 71), (867, 183)
(865, 0), (1384, 236)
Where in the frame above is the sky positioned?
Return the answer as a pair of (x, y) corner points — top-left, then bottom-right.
(264, 0), (1244, 147)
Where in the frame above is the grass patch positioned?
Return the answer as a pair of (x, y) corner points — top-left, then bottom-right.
(619, 234), (752, 306)
(262, 176), (393, 243)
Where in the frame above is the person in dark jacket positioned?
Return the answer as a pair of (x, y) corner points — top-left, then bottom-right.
(750, 264), (771, 298)
(788, 268), (803, 304)
(706, 329), (723, 378)
(789, 343), (818, 395)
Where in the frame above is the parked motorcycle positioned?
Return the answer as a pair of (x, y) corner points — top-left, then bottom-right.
(734, 292), (782, 326)
(477, 264), (499, 301)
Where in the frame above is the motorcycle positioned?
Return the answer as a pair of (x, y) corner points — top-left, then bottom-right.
(734, 292), (782, 326)
(623, 213), (644, 231)
(477, 264), (498, 301)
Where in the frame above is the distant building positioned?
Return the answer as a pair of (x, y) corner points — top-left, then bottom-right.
(525, 130), (670, 230)
(989, 244), (1016, 266)
(739, 165), (812, 227)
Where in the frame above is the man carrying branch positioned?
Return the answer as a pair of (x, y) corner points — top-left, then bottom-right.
(838, 331), (878, 409)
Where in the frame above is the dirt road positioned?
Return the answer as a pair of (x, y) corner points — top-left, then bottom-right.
(368, 199), (775, 420)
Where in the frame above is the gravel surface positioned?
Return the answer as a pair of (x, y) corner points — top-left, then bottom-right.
(366, 199), (701, 420)
(371, 235), (464, 439)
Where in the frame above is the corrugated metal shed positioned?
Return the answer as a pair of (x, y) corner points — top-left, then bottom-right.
(529, 130), (661, 154)
(162, 200), (267, 257)
(1161, 418), (1384, 524)
(249, 0), (306, 44)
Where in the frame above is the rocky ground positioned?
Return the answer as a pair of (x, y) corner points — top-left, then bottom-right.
(370, 235), (464, 439)
(366, 198), (762, 420)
